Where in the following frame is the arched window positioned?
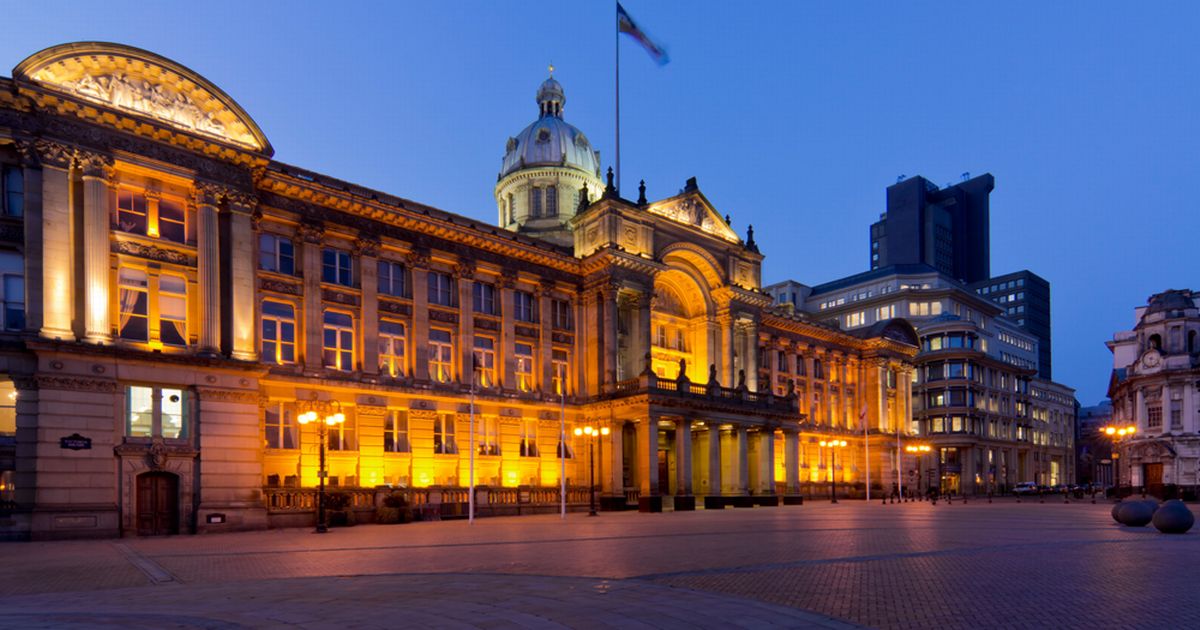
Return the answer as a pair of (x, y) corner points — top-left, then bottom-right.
(1148, 334), (1162, 351)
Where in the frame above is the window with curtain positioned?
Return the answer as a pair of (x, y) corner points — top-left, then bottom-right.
(322, 311), (355, 371)
(478, 416), (499, 456)
(515, 343), (534, 392)
(520, 419), (538, 457)
(261, 301), (296, 364)
(384, 410), (410, 453)
(126, 385), (187, 439)
(378, 320), (406, 377)
(117, 190), (148, 235)
(429, 329), (454, 383)
(434, 413), (457, 454)
(118, 267), (149, 341)
(158, 274), (187, 346)
(473, 336), (496, 387)
(264, 402), (296, 449)
(552, 349), (569, 396)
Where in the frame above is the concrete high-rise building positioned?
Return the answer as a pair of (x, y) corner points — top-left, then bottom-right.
(970, 270), (1052, 379)
(868, 174), (994, 284)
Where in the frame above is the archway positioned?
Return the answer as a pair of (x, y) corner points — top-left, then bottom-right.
(652, 268), (712, 381)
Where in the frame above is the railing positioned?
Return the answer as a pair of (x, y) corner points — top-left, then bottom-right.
(606, 373), (798, 415)
(264, 487), (375, 513)
(624, 488), (641, 505)
(263, 485), (593, 521)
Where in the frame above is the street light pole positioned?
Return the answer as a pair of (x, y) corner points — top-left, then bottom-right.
(575, 425), (610, 516)
(820, 439), (847, 503)
(1102, 424), (1136, 496)
(298, 395), (345, 534)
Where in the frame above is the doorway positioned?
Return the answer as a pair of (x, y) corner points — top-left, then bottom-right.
(136, 471), (179, 536)
(1144, 463), (1164, 497)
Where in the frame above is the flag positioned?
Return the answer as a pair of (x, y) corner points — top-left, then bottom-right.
(618, 3), (669, 65)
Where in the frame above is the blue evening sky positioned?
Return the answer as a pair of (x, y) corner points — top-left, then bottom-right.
(5, 1), (1197, 405)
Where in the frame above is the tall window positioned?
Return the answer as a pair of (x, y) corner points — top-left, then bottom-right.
(520, 419), (538, 457)
(157, 198), (186, 243)
(117, 190), (148, 234)
(813, 359), (824, 380)
(514, 291), (537, 322)
(552, 349), (569, 395)
(515, 343), (534, 392)
(327, 412), (355, 451)
(530, 187), (543, 218)
(478, 416), (500, 456)
(2, 166), (23, 217)
(158, 274), (187, 346)
(552, 299), (573, 330)
(322, 311), (355, 371)
(261, 301), (296, 364)
(473, 336), (496, 387)
(126, 385), (187, 439)
(384, 410), (410, 453)
(429, 329), (454, 383)
(259, 234), (295, 275)
(434, 413), (457, 454)
(322, 248), (353, 286)
(473, 281), (497, 315)
(264, 403), (296, 449)
(1147, 405), (1163, 430)
(378, 260), (407, 297)
(118, 267), (149, 341)
(545, 185), (557, 217)
(428, 271), (455, 306)
(379, 320), (406, 377)
(0, 252), (23, 331)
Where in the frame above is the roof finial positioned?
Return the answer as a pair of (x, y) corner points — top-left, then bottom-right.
(637, 179), (647, 205)
(548, 62), (555, 76)
(746, 224), (759, 253)
(604, 166), (617, 198)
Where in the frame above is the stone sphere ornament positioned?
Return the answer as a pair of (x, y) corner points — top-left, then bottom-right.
(1117, 500), (1155, 527)
(1112, 502), (1125, 523)
(1151, 500), (1195, 534)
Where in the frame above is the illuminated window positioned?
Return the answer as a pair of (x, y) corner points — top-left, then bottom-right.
(552, 349), (569, 395)
(126, 385), (187, 439)
(473, 281), (497, 315)
(321, 248), (353, 286)
(259, 234), (295, 275)
(322, 311), (355, 371)
(520, 419), (538, 457)
(428, 272), (455, 306)
(261, 301), (296, 364)
(515, 343), (534, 392)
(384, 410), (410, 453)
(264, 402), (296, 449)
(377, 260), (407, 297)
(429, 329), (454, 383)
(158, 198), (186, 243)
(378, 320), (406, 377)
(514, 290), (537, 323)
(327, 411), (355, 451)
(434, 413), (457, 454)
(2, 166), (23, 217)
(0, 252), (24, 331)
(477, 416), (500, 456)
(158, 274), (187, 346)
(117, 190), (148, 234)
(118, 267), (149, 342)
(473, 336), (496, 387)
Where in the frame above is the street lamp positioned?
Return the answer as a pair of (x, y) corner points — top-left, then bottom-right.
(820, 439), (848, 503)
(1102, 424), (1137, 496)
(574, 425), (610, 516)
(905, 444), (932, 500)
(298, 396), (345, 534)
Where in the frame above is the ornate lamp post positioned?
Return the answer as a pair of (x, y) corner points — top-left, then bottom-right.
(820, 439), (847, 503)
(905, 444), (932, 499)
(574, 425), (610, 516)
(1102, 424), (1137, 496)
(298, 396), (345, 534)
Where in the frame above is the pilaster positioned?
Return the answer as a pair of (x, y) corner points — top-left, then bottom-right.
(300, 221), (325, 371)
(36, 140), (74, 340)
(359, 237), (381, 374)
(228, 191), (258, 360)
(194, 183), (223, 355)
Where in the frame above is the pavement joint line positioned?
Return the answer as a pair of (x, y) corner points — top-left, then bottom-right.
(111, 542), (177, 584)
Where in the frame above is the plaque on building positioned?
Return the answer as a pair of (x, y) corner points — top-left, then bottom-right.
(60, 433), (92, 450)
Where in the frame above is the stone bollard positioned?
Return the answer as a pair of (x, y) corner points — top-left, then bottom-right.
(1152, 500), (1195, 534)
(1117, 500), (1155, 527)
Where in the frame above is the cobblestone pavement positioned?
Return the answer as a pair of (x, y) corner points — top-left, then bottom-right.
(1, 500), (1196, 628)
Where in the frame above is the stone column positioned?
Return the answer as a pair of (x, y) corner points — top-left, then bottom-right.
(195, 184), (222, 355)
(637, 290), (653, 376)
(300, 222), (325, 372)
(606, 420), (623, 496)
(77, 152), (113, 343)
(736, 425), (749, 494)
(601, 283), (619, 389)
(228, 193), (258, 360)
(719, 312), (736, 386)
(499, 275), (516, 388)
(784, 430), (800, 494)
(768, 338), (780, 395)
(455, 260), (474, 384)
(408, 251), (430, 381)
(744, 318), (760, 391)
(707, 425), (722, 498)
(675, 419), (693, 495)
(637, 416), (659, 496)
(760, 430), (776, 494)
(17, 142), (44, 333)
(358, 237), (381, 374)
(36, 141), (74, 340)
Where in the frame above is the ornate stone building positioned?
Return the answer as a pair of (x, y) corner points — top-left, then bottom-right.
(0, 43), (916, 539)
(1107, 289), (1200, 495)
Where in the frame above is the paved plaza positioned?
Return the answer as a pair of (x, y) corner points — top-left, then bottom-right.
(1, 500), (1197, 629)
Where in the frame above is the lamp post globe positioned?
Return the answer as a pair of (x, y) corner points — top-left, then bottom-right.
(298, 397), (344, 534)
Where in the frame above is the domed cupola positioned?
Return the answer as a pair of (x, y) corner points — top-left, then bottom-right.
(495, 68), (605, 249)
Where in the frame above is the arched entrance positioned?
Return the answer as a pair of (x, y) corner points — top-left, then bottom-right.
(651, 268), (712, 382)
(136, 471), (179, 536)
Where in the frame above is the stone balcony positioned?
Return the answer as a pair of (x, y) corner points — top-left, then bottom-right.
(601, 372), (800, 420)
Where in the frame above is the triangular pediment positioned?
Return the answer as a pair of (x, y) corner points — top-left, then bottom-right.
(14, 42), (271, 154)
(643, 191), (740, 243)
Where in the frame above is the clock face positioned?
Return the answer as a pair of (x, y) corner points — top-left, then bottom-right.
(1142, 351), (1161, 368)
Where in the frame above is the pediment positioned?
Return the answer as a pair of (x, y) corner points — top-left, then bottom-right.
(643, 192), (739, 243)
(14, 42), (271, 154)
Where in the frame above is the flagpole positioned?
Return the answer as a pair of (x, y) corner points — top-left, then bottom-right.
(864, 406), (870, 502)
(614, 0), (621, 193)
(560, 383), (566, 519)
(469, 365), (476, 525)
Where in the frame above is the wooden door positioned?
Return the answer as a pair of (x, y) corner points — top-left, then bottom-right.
(1144, 463), (1164, 497)
(136, 472), (179, 536)
(657, 449), (670, 495)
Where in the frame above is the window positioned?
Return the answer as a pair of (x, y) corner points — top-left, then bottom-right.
(473, 282), (497, 315)
(322, 248), (353, 286)
(118, 267), (149, 341)
(378, 260), (407, 297)
(2, 166), (23, 217)
(473, 336), (496, 387)
(428, 271), (455, 306)
(875, 304), (894, 320)
(515, 343), (534, 392)
(545, 185), (557, 217)
(264, 402), (296, 449)
(261, 301), (296, 364)
(384, 410), (410, 453)
(259, 234), (295, 275)
(844, 311), (865, 327)
(552, 299), (573, 329)
(379, 320), (406, 377)
(158, 274), (187, 346)
(434, 413), (457, 454)
(322, 311), (355, 371)
(0, 252), (23, 331)
(158, 198), (186, 243)
(813, 359), (824, 380)
(126, 385), (187, 439)
(327, 412), (355, 451)
(429, 329), (454, 383)
(520, 419), (538, 457)
(514, 290), (537, 323)
(552, 349), (569, 395)
(530, 187), (543, 218)
(1147, 405), (1162, 430)
(116, 190), (148, 234)
(478, 416), (499, 456)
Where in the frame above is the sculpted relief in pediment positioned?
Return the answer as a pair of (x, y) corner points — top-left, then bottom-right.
(646, 196), (739, 243)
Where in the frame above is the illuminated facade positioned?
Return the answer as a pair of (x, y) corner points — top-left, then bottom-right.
(0, 43), (916, 540)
